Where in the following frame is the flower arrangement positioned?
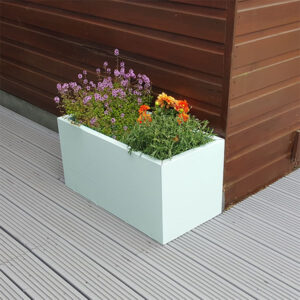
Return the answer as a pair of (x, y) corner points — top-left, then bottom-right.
(54, 49), (214, 160)
(124, 92), (214, 160)
(54, 49), (152, 140)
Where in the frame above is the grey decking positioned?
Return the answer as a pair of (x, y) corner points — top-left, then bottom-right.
(0, 105), (299, 300)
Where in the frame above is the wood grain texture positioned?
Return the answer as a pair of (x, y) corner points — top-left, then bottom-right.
(236, 0), (300, 35)
(170, 0), (227, 9)
(0, 74), (56, 114)
(0, 0), (230, 133)
(225, 133), (295, 184)
(22, 0), (227, 43)
(225, 155), (293, 206)
(225, 0), (300, 205)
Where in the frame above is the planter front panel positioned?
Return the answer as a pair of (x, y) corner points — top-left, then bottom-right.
(58, 117), (163, 242)
(58, 117), (224, 244)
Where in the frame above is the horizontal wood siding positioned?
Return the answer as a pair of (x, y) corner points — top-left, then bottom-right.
(0, 0), (231, 134)
(225, 0), (300, 205)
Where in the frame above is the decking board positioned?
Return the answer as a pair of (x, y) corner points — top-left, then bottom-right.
(0, 105), (299, 299)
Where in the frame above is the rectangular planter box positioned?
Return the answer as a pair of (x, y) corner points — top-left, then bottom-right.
(58, 116), (225, 244)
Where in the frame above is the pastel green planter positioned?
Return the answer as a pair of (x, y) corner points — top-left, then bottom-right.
(58, 116), (224, 244)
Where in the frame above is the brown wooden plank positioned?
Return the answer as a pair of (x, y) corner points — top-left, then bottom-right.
(0, 74), (57, 114)
(22, 0), (226, 43)
(0, 1), (224, 76)
(170, 0), (227, 9)
(225, 0), (300, 205)
(220, 0), (236, 134)
(291, 130), (300, 166)
(226, 105), (300, 159)
(236, 1), (300, 35)
(228, 78), (300, 131)
(225, 133), (294, 184)
(230, 55), (300, 99)
(0, 39), (83, 82)
(0, 20), (223, 107)
(0, 42), (223, 133)
(225, 154), (293, 206)
(0, 58), (58, 95)
(231, 49), (300, 79)
(233, 26), (300, 68)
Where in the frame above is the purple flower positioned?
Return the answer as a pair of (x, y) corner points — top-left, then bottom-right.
(86, 86), (91, 91)
(94, 93), (101, 101)
(106, 68), (111, 75)
(96, 68), (101, 73)
(69, 82), (77, 89)
(83, 95), (92, 104)
(62, 83), (69, 89)
(120, 61), (125, 68)
(104, 102), (109, 107)
(121, 79), (128, 87)
(114, 69), (120, 77)
(112, 88), (119, 97)
(83, 70), (87, 75)
(119, 90), (126, 98)
(128, 69), (135, 78)
(120, 113), (125, 118)
(89, 83), (94, 88)
(78, 73), (83, 79)
(137, 97), (142, 104)
(103, 61), (108, 68)
(54, 96), (60, 104)
(56, 83), (62, 91)
(104, 110), (109, 115)
(111, 118), (116, 123)
(142, 74), (150, 84)
(120, 67), (125, 76)
(114, 48), (119, 56)
(74, 85), (82, 93)
(138, 79), (143, 85)
(133, 90), (141, 96)
(123, 126), (128, 131)
(90, 117), (97, 125)
(83, 79), (88, 85)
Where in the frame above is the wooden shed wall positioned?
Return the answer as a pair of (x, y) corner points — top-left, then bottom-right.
(224, 0), (300, 204)
(0, 0), (234, 135)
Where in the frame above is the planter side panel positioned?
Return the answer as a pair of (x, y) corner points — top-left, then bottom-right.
(58, 118), (163, 242)
(162, 138), (224, 243)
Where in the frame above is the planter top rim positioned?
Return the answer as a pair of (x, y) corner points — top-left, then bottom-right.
(58, 115), (223, 165)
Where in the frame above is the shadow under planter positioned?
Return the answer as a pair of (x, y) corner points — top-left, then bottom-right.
(58, 116), (224, 244)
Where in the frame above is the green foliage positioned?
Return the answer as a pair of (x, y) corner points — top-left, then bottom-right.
(54, 50), (215, 159)
(59, 82), (152, 140)
(122, 109), (215, 160)
(55, 50), (153, 140)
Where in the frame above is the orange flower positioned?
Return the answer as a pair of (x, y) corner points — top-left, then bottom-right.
(175, 100), (189, 113)
(155, 92), (176, 108)
(173, 136), (179, 142)
(139, 105), (150, 114)
(177, 113), (189, 124)
(137, 112), (152, 123)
